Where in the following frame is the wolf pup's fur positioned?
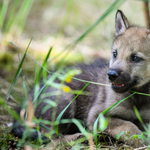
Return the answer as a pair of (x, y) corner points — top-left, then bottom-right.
(12, 10), (150, 147)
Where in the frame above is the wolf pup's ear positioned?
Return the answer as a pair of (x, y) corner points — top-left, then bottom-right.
(115, 10), (129, 36)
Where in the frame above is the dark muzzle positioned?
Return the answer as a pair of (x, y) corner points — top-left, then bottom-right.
(107, 69), (120, 81)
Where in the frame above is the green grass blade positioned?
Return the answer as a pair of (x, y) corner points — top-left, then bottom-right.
(0, 0), (9, 30)
(69, 0), (125, 46)
(58, 118), (92, 140)
(38, 47), (52, 81)
(133, 106), (148, 132)
(131, 91), (150, 96)
(73, 77), (111, 87)
(33, 67), (64, 103)
(72, 119), (89, 138)
(34, 65), (40, 100)
(10, 0), (33, 35)
(16, 0), (34, 35)
(0, 97), (20, 120)
(6, 68), (22, 103)
(17, 0), (33, 31)
(4, 0), (20, 32)
(93, 92), (136, 147)
(55, 82), (90, 135)
(39, 123), (56, 134)
(13, 39), (32, 82)
(23, 76), (28, 101)
(42, 47), (53, 82)
(6, 39), (32, 103)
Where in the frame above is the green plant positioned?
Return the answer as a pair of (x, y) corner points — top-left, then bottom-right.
(0, 0), (33, 36)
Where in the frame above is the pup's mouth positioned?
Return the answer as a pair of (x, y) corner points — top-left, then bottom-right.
(111, 78), (138, 93)
(112, 83), (124, 87)
(111, 82), (129, 93)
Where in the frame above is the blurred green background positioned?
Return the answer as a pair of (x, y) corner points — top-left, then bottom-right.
(0, 0), (145, 71)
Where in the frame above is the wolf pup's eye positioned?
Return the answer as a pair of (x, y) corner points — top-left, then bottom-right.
(132, 55), (141, 62)
(113, 51), (117, 58)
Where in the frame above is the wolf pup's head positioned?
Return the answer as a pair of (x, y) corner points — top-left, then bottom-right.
(108, 10), (150, 93)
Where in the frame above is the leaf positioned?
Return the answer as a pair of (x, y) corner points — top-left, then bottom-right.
(116, 131), (124, 140)
(98, 114), (108, 131)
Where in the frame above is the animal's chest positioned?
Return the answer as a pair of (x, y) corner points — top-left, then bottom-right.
(108, 95), (150, 122)
(138, 107), (150, 122)
(131, 95), (150, 121)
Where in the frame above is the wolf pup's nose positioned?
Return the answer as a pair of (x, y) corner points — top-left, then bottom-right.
(107, 70), (119, 81)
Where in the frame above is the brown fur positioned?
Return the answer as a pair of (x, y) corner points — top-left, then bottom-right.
(12, 10), (150, 147)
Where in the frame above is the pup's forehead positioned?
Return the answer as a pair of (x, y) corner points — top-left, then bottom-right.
(113, 27), (150, 51)
(124, 27), (150, 38)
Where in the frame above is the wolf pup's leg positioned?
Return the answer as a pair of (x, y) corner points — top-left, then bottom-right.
(87, 113), (146, 147)
(11, 108), (50, 143)
(105, 118), (146, 147)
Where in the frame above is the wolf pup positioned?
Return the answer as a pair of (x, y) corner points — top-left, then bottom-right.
(12, 10), (150, 147)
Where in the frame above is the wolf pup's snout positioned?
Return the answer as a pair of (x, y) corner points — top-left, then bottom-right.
(107, 69), (120, 81)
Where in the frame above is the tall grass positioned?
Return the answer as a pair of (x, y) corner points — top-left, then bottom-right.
(6, 39), (32, 103)
(0, 0), (33, 36)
